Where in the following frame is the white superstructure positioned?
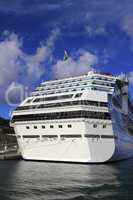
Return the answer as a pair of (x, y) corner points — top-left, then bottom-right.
(10, 71), (133, 163)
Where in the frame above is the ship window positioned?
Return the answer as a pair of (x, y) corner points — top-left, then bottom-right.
(26, 126), (30, 129)
(68, 124), (72, 128)
(42, 135), (57, 138)
(23, 135), (39, 138)
(84, 134), (100, 138)
(33, 94), (73, 102)
(60, 134), (81, 138)
(93, 124), (97, 128)
(101, 135), (116, 139)
(103, 124), (106, 128)
(33, 98), (44, 103)
(16, 100), (108, 110)
(34, 126), (37, 129)
(75, 93), (82, 98)
(58, 125), (62, 128)
(42, 125), (45, 129)
(50, 125), (54, 128)
(12, 111), (111, 122)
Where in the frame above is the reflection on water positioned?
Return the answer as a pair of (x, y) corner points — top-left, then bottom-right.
(0, 159), (133, 200)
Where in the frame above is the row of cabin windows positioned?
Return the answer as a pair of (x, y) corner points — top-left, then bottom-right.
(18, 134), (116, 139)
(32, 86), (111, 96)
(33, 94), (73, 103)
(26, 124), (72, 129)
(42, 79), (89, 87)
(25, 94), (74, 103)
(42, 76), (114, 87)
(33, 88), (85, 94)
(12, 111), (111, 122)
(33, 77), (115, 94)
(26, 124), (106, 130)
(16, 100), (108, 111)
(93, 124), (106, 128)
(33, 88), (89, 96)
(39, 82), (89, 91)
(92, 81), (114, 87)
(38, 79), (114, 89)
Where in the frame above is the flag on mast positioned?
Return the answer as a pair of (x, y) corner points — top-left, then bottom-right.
(63, 50), (69, 61)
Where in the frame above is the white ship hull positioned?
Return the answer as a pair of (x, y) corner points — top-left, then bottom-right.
(20, 138), (115, 163)
(13, 118), (133, 163)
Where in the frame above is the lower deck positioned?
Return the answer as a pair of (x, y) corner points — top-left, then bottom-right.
(13, 118), (118, 163)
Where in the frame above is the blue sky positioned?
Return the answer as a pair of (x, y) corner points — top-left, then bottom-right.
(0, 0), (133, 118)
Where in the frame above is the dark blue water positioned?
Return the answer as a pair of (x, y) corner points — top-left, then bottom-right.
(0, 159), (133, 200)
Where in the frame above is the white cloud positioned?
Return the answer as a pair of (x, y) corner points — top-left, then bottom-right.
(0, 1), (61, 14)
(121, 15), (133, 38)
(0, 29), (60, 103)
(53, 51), (98, 79)
(85, 25), (106, 37)
(23, 28), (60, 81)
(1, 0), (133, 41)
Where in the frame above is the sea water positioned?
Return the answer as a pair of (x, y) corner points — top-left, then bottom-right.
(0, 159), (133, 200)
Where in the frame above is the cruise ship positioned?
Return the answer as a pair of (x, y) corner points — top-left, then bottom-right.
(10, 71), (133, 163)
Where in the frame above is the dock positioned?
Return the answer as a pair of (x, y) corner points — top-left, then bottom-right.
(0, 145), (21, 160)
(0, 151), (21, 160)
(0, 123), (21, 160)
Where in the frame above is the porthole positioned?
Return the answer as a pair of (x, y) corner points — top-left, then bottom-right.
(34, 126), (37, 129)
(103, 124), (106, 128)
(68, 124), (72, 128)
(93, 124), (97, 128)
